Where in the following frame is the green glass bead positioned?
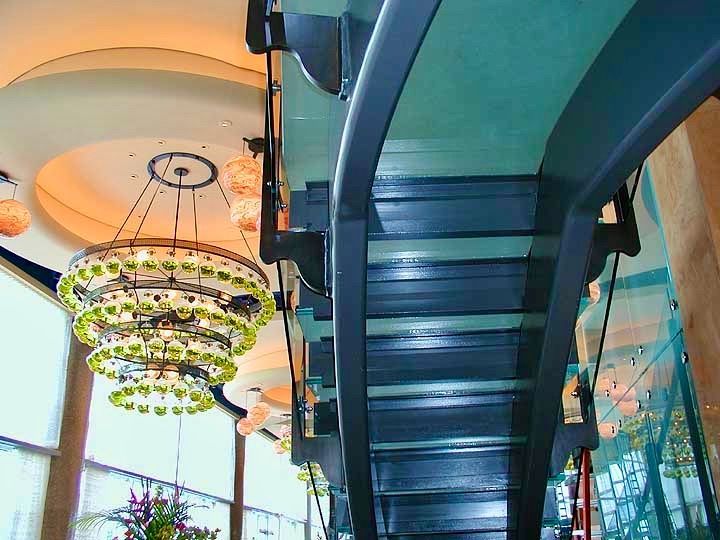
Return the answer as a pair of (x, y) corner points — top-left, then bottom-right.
(127, 339), (144, 356)
(210, 309), (226, 324)
(58, 282), (73, 294)
(141, 257), (160, 271)
(139, 300), (156, 314)
(181, 256), (198, 273)
(224, 313), (239, 328)
(90, 262), (106, 277)
(147, 337), (165, 354)
(77, 267), (92, 281)
(98, 348), (113, 360)
(193, 305), (210, 319)
(154, 405), (168, 416)
(121, 299), (137, 312)
(189, 390), (202, 402)
(185, 405), (198, 415)
(106, 258), (122, 275)
(231, 276), (246, 289)
(199, 261), (216, 277)
(171, 405), (184, 416)
(104, 301), (121, 316)
(124, 402), (136, 411)
(216, 268), (232, 283)
(201, 393), (215, 407)
(155, 383), (170, 395)
(157, 298), (174, 311)
(161, 257), (179, 272)
(138, 404), (150, 414)
(122, 256), (140, 272)
(241, 323), (257, 337)
(137, 383), (152, 397)
(173, 385), (188, 399)
(184, 347), (201, 362)
(175, 304), (193, 319)
(109, 390), (124, 406)
(167, 340), (184, 359)
(201, 352), (215, 365)
(231, 343), (245, 356)
(122, 385), (136, 396)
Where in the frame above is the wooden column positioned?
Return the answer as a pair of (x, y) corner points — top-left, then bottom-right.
(40, 335), (93, 540)
(230, 431), (246, 540)
(648, 106), (720, 496)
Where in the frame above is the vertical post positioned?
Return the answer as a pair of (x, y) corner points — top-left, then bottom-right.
(305, 482), (312, 540)
(582, 448), (592, 539)
(40, 335), (93, 540)
(645, 414), (673, 539)
(230, 431), (247, 540)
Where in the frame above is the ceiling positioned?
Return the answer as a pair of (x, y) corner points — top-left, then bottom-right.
(0, 0), (291, 421)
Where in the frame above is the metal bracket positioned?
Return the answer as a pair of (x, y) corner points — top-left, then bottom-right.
(246, 0), (341, 95)
(290, 410), (344, 488)
(586, 184), (641, 284)
(550, 342), (599, 476)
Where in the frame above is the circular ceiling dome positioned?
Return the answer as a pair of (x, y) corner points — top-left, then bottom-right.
(35, 137), (260, 246)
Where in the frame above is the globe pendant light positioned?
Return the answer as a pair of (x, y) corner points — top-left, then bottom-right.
(230, 197), (262, 232)
(57, 152), (275, 416)
(0, 173), (31, 238)
(220, 155), (262, 197)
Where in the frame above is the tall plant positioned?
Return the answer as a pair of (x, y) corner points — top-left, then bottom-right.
(74, 479), (220, 540)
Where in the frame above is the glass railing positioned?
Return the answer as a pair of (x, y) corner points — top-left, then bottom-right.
(561, 168), (718, 538)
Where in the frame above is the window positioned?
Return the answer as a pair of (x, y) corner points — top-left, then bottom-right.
(244, 434), (329, 538)
(75, 463), (231, 540)
(80, 376), (235, 539)
(0, 265), (69, 540)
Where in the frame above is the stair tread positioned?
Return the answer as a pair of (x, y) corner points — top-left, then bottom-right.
(309, 330), (521, 388)
(366, 258), (528, 318)
(371, 435), (527, 452)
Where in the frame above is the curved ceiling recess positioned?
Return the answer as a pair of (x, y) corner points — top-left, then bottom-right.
(0, 68), (275, 288)
(0, 0), (263, 87)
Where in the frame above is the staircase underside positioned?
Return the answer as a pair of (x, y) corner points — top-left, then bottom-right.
(250, 0), (720, 538)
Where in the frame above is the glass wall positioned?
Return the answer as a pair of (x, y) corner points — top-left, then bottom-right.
(573, 169), (718, 538)
(243, 434), (328, 539)
(0, 265), (70, 539)
(77, 376), (236, 540)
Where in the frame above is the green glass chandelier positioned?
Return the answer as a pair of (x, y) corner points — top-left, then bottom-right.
(57, 152), (274, 416)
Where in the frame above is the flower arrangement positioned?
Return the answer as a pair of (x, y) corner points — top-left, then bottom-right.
(74, 480), (221, 540)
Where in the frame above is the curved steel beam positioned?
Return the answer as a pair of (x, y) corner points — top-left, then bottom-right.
(330, 1), (441, 537)
(518, 2), (720, 538)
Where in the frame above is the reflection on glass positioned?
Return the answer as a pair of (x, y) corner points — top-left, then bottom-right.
(554, 170), (718, 537)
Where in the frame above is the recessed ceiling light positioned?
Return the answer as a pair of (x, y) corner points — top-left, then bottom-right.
(128, 152), (136, 158)
(130, 174), (138, 179)
(157, 140), (166, 145)
(201, 145), (208, 149)
(218, 120), (232, 128)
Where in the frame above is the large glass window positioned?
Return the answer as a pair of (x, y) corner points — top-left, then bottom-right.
(0, 265), (70, 540)
(79, 376), (235, 539)
(244, 434), (329, 539)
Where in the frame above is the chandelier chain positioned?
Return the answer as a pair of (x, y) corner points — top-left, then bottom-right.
(172, 167), (184, 256)
(132, 154), (174, 247)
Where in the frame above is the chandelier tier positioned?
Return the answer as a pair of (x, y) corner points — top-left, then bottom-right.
(57, 152), (274, 416)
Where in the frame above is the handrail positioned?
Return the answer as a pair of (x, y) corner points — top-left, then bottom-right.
(517, 2), (720, 538)
(330, 2), (441, 538)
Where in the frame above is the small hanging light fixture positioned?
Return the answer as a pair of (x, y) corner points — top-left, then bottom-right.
(0, 172), (31, 238)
